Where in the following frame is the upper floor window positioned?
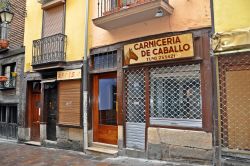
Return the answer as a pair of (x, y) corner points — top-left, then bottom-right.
(0, 63), (16, 89)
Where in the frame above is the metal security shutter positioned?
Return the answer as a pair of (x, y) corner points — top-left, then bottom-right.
(43, 5), (64, 37)
(218, 54), (250, 151)
(124, 68), (146, 150)
(58, 80), (81, 126)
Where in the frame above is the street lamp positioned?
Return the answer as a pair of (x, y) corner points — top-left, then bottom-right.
(0, 8), (14, 23)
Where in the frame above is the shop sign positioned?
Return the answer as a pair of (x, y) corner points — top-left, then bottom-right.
(57, 69), (81, 81)
(124, 33), (194, 65)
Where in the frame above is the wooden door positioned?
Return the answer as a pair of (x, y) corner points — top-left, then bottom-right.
(30, 82), (41, 141)
(93, 73), (118, 145)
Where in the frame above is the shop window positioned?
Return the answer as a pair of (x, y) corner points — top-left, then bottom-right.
(149, 64), (202, 127)
(1, 63), (16, 89)
(92, 51), (117, 70)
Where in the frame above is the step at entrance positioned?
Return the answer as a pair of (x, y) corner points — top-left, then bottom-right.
(24, 141), (41, 146)
(86, 142), (118, 157)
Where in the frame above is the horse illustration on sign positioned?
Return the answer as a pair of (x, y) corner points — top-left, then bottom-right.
(124, 48), (138, 65)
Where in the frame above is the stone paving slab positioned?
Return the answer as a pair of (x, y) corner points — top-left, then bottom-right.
(0, 139), (210, 166)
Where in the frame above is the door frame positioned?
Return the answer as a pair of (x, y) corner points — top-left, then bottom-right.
(27, 81), (41, 142)
(92, 72), (118, 145)
(44, 82), (58, 141)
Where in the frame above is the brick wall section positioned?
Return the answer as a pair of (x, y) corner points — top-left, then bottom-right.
(8, 0), (26, 49)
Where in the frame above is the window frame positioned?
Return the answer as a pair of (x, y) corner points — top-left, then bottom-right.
(0, 105), (17, 124)
(1, 63), (16, 89)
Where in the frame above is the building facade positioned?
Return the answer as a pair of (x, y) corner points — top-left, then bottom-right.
(212, 0), (250, 165)
(21, 0), (87, 150)
(87, 0), (213, 164)
(0, 0), (26, 140)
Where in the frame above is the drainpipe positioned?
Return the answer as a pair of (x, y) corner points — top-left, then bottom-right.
(210, 0), (221, 165)
(83, 0), (89, 152)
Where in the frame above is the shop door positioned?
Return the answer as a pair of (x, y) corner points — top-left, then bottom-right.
(44, 82), (57, 141)
(30, 82), (41, 141)
(93, 73), (118, 145)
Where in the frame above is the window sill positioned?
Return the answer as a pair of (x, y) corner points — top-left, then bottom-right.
(0, 87), (16, 90)
(57, 123), (82, 128)
(150, 118), (202, 129)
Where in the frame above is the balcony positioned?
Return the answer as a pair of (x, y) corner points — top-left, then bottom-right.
(93, 0), (174, 30)
(0, 78), (16, 90)
(32, 33), (67, 71)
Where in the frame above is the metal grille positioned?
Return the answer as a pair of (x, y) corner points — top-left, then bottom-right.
(97, 0), (158, 17)
(0, 78), (16, 89)
(124, 68), (145, 123)
(218, 54), (250, 151)
(92, 51), (117, 70)
(149, 64), (202, 127)
(32, 33), (67, 65)
(124, 68), (146, 149)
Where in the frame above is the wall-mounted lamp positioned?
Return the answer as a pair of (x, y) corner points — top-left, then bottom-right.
(155, 8), (164, 17)
(0, 8), (14, 23)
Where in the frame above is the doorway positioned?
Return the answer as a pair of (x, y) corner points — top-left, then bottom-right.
(44, 82), (57, 141)
(29, 82), (41, 142)
(93, 73), (118, 145)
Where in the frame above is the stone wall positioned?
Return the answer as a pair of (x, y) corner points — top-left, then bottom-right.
(0, 48), (25, 140)
(55, 126), (83, 151)
(147, 127), (213, 164)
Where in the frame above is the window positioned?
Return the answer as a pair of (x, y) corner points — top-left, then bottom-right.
(1, 63), (16, 89)
(0, 105), (18, 138)
(92, 51), (117, 70)
(0, 105), (17, 124)
(149, 64), (202, 128)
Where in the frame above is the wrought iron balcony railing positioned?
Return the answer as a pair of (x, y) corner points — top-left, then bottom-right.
(32, 33), (67, 66)
(0, 78), (16, 89)
(97, 0), (168, 17)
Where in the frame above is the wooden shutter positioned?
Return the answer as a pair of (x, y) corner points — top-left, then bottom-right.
(58, 80), (81, 126)
(43, 5), (64, 37)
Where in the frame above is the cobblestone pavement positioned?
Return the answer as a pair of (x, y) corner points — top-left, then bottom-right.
(0, 139), (209, 166)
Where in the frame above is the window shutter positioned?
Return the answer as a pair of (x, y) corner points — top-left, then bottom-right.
(43, 5), (64, 37)
(58, 80), (81, 126)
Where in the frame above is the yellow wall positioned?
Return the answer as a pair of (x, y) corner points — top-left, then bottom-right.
(23, 1), (43, 72)
(65, 0), (85, 62)
(89, 0), (211, 48)
(24, 0), (86, 72)
(214, 0), (250, 32)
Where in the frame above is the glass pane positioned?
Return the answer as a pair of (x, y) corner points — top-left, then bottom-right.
(4, 66), (11, 78)
(99, 78), (117, 125)
(8, 106), (17, 124)
(0, 107), (2, 122)
(2, 107), (6, 122)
